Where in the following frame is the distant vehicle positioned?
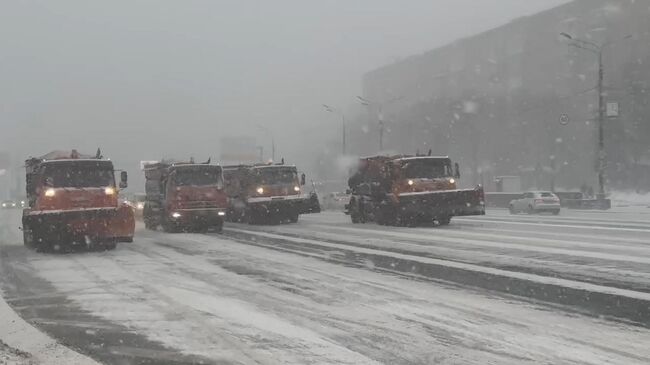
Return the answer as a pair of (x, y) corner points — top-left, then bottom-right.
(143, 160), (228, 233)
(345, 153), (485, 226)
(302, 190), (321, 214)
(131, 193), (146, 219)
(509, 191), (561, 215)
(1, 200), (17, 209)
(21, 149), (134, 251)
(322, 192), (350, 210)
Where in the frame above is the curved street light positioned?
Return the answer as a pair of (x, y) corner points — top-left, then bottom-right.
(356, 95), (403, 151)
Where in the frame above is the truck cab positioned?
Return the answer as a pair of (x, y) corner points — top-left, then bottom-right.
(144, 162), (228, 232)
(224, 163), (306, 224)
(22, 151), (134, 250)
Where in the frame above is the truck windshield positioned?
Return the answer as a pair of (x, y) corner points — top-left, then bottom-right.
(401, 160), (451, 179)
(44, 163), (114, 188)
(175, 168), (222, 186)
(254, 168), (298, 185)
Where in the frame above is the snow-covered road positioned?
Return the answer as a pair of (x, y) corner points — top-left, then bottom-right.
(1, 208), (650, 364)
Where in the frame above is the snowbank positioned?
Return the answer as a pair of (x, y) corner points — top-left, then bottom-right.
(609, 191), (650, 207)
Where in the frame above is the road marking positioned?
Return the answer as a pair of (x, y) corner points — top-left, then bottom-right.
(226, 227), (650, 302)
(453, 217), (650, 233)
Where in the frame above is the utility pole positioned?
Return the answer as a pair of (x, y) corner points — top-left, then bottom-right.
(322, 104), (347, 155)
(256, 125), (275, 162)
(257, 146), (264, 163)
(378, 105), (384, 151)
(357, 95), (402, 152)
(596, 50), (605, 198)
(560, 32), (631, 199)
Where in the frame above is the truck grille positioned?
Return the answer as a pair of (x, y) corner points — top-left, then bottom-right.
(183, 201), (220, 209)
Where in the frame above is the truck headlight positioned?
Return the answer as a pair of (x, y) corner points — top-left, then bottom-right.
(256, 187), (264, 194)
(1, 203), (6, 207)
(293, 186), (300, 192)
(136, 202), (145, 210)
(171, 212), (181, 218)
(44, 188), (56, 197)
(105, 187), (116, 195)
(449, 178), (456, 184)
(407, 179), (414, 186)
(217, 211), (226, 216)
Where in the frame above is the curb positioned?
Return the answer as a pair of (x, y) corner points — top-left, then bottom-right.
(225, 228), (650, 327)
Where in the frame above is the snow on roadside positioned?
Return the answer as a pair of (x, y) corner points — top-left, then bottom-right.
(1, 213), (99, 365)
(1, 289), (100, 365)
(0, 339), (34, 365)
(610, 191), (650, 207)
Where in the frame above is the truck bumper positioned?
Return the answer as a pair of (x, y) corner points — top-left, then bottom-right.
(247, 196), (305, 216)
(167, 208), (226, 227)
(24, 205), (135, 243)
(397, 189), (485, 218)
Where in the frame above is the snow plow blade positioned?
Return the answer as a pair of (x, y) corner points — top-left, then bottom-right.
(397, 187), (485, 218)
(23, 205), (135, 246)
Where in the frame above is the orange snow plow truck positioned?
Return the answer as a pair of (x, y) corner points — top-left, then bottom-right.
(22, 149), (134, 251)
(345, 154), (485, 227)
(142, 160), (228, 233)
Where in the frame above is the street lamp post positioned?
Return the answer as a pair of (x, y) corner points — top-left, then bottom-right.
(256, 146), (264, 163)
(357, 95), (402, 152)
(256, 125), (275, 162)
(322, 104), (346, 155)
(560, 32), (631, 199)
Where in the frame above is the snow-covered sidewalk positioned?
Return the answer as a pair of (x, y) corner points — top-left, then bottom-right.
(1, 288), (99, 365)
(0, 339), (33, 365)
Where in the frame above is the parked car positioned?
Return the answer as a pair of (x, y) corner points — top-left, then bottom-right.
(509, 191), (560, 215)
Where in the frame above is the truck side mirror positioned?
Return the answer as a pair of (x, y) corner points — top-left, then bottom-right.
(300, 173), (306, 186)
(454, 163), (460, 179)
(345, 189), (351, 195)
(45, 177), (54, 187)
(120, 171), (128, 189)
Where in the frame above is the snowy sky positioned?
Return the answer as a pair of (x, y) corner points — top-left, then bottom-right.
(0, 0), (569, 168)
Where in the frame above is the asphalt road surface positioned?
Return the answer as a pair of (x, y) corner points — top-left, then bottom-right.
(1, 207), (650, 364)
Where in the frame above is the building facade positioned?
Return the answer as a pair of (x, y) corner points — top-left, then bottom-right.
(358, 0), (650, 191)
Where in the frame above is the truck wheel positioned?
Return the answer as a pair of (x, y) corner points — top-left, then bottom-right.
(438, 216), (451, 226)
(23, 227), (35, 249)
(104, 241), (117, 250)
(527, 205), (534, 215)
(552, 209), (560, 215)
(144, 220), (156, 230)
(351, 211), (366, 224)
(214, 219), (224, 233)
(397, 214), (417, 227)
(162, 220), (179, 233)
(377, 206), (396, 226)
(289, 213), (299, 223)
(509, 205), (516, 214)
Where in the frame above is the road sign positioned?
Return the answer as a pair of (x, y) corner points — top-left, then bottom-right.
(606, 102), (619, 118)
(559, 114), (570, 125)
